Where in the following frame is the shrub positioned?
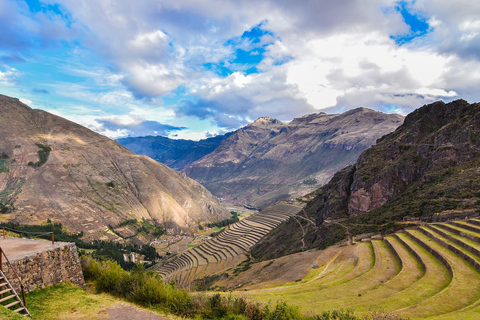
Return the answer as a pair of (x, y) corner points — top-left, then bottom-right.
(80, 256), (102, 281)
(95, 261), (127, 294)
(133, 276), (166, 306)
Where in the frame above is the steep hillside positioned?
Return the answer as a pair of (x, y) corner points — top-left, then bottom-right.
(0, 95), (229, 240)
(117, 133), (232, 171)
(184, 110), (404, 208)
(252, 99), (480, 260)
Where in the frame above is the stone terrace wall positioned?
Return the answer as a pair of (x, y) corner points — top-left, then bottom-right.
(2, 242), (85, 292)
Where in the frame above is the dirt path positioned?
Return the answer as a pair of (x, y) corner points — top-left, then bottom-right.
(93, 302), (171, 320)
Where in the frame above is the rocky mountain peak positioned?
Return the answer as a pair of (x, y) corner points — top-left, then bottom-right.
(249, 116), (284, 128)
(184, 108), (404, 208)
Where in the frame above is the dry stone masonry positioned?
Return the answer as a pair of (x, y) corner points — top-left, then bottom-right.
(1, 238), (85, 292)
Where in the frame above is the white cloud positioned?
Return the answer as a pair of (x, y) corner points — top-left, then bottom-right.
(0, 66), (20, 84)
(5, 0), (480, 138)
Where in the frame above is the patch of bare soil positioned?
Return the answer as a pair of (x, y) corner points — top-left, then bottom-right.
(215, 245), (343, 290)
(93, 302), (171, 320)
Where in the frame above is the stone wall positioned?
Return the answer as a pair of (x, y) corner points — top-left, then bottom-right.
(2, 242), (85, 292)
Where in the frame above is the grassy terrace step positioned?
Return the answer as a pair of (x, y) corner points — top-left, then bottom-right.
(220, 227), (265, 238)
(467, 218), (480, 228)
(450, 221), (480, 234)
(297, 240), (401, 310)
(202, 241), (232, 259)
(157, 203), (304, 279)
(217, 231), (260, 245)
(428, 225), (480, 263)
(219, 231), (263, 244)
(229, 220), (270, 231)
(436, 223), (480, 243)
(400, 229), (480, 318)
(196, 244), (221, 263)
(239, 219), (272, 231)
(212, 238), (245, 254)
(315, 241), (375, 287)
(235, 221), (270, 232)
(247, 213), (284, 223)
(209, 239), (239, 256)
(244, 218), (277, 229)
(338, 236), (426, 311)
(246, 241), (398, 314)
(419, 227), (480, 271)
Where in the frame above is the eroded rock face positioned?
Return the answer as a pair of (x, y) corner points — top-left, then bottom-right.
(184, 108), (404, 208)
(346, 99), (480, 217)
(0, 95), (229, 239)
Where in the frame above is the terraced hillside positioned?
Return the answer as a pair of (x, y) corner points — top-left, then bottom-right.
(153, 202), (302, 283)
(237, 217), (480, 319)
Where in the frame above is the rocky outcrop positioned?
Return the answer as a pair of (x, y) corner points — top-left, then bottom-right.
(252, 99), (480, 259)
(184, 108), (404, 208)
(0, 95), (229, 239)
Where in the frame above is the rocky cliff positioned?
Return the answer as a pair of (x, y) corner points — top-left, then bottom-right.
(0, 95), (229, 240)
(251, 99), (480, 260)
(184, 109), (404, 208)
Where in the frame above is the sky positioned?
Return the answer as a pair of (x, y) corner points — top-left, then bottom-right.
(1, 0), (479, 140)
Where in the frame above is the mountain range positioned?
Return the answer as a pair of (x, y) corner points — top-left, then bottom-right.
(0, 95), (229, 241)
(120, 109), (404, 208)
(117, 133), (233, 171)
(252, 99), (480, 260)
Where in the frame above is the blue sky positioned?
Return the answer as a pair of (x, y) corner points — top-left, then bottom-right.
(1, 0), (479, 140)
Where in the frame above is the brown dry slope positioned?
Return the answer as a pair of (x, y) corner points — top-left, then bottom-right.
(184, 109), (404, 208)
(0, 95), (229, 239)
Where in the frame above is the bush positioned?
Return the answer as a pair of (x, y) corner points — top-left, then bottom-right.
(133, 276), (166, 306)
(95, 261), (126, 294)
(80, 257), (377, 320)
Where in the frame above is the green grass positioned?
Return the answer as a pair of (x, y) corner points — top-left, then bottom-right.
(399, 229), (480, 318)
(0, 283), (116, 320)
(232, 229), (469, 319)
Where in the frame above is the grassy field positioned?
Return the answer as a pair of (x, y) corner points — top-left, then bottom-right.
(223, 220), (480, 319)
(0, 283), (116, 320)
(0, 282), (175, 320)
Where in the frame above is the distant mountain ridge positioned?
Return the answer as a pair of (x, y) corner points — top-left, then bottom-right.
(117, 132), (233, 171)
(0, 95), (229, 241)
(252, 99), (480, 260)
(184, 108), (404, 208)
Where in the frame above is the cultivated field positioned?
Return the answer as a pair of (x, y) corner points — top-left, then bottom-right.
(235, 218), (480, 319)
(152, 202), (302, 285)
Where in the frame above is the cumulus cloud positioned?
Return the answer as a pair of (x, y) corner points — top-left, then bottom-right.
(3, 0), (480, 138)
(178, 70), (315, 129)
(0, 66), (20, 85)
(81, 114), (185, 138)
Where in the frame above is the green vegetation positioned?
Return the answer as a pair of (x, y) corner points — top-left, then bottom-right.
(0, 201), (14, 213)
(80, 257), (370, 319)
(207, 211), (240, 228)
(302, 178), (318, 185)
(117, 218), (137, 227)
(28, 143), (51, 167)
(0, 159), (8, 173)
(21, 282), (115, 320)
(108, 217), (165, 240)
